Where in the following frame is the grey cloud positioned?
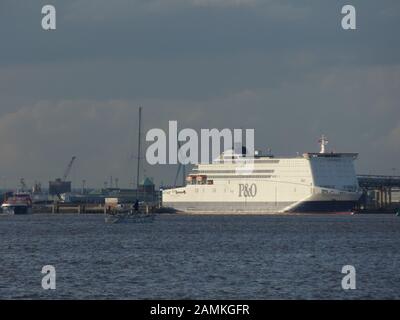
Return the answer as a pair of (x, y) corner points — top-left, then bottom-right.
(1, 61), (399, 188)
(2, 1), (399, 65)
(0, 0), (399, 188)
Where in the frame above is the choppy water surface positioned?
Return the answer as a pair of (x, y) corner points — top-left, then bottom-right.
(0, 213), (399, 299)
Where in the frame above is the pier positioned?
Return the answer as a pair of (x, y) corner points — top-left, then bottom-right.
(32, 203), (105, 214)
(32, 202), (160, 214)
(357, 175), (400, 211)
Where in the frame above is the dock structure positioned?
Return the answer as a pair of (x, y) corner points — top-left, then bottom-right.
(357, 175), (400, 210)
(44, 203), (105, 214)
(32, 201), (160, 214)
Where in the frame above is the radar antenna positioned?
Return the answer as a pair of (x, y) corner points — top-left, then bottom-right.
(318, 135), (328, 154)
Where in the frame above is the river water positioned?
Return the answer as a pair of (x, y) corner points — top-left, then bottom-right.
(0, 213), (399, 299)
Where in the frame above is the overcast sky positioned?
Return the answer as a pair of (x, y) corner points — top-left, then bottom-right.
(0, 0), (399, 189)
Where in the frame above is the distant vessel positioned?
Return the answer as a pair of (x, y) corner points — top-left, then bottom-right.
(1, 192), (33, 215)
(162, 136), (362, 214)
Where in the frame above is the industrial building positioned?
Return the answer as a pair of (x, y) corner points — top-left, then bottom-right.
(358, 175), (400, 211)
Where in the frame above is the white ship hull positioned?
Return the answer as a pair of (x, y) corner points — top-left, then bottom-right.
(163, 187), (361, 214)
(163, 148), (362, 214)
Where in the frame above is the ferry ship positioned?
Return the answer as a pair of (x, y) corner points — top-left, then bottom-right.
(162, 136), (362, 213)
(1, 192), (33, 215)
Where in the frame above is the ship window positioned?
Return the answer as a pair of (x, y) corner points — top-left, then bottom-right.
(195, 169), (274, 174)
(256, 160), (280, 164)
(206, 175), (272, 179)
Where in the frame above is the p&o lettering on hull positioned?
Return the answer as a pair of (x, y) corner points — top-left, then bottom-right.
(239, 183), (257, 198)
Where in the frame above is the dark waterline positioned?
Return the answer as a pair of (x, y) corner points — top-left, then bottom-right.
(0, 213), (399, 299)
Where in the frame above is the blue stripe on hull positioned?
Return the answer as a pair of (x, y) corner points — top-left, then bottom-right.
(163, 200), (358, 213)
(289, 201), (358, 213)
(162, 201), (292, 213)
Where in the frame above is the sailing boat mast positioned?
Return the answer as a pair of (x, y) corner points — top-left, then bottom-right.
(136, 107), (142, 191)
(174, 141), (187, 187)
(182, 161), (186, 186)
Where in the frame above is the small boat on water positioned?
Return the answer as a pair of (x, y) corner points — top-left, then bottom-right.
(1, 192), (33, 215)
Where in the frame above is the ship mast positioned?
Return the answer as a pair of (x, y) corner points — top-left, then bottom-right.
(174, 141), (186, 187)
(136, 107), (142, 192)
(318, 135), (328, 154)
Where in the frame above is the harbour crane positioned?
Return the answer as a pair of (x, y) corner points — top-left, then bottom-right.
(62, 156), (76, 181)
(49, 156), (77, 200)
